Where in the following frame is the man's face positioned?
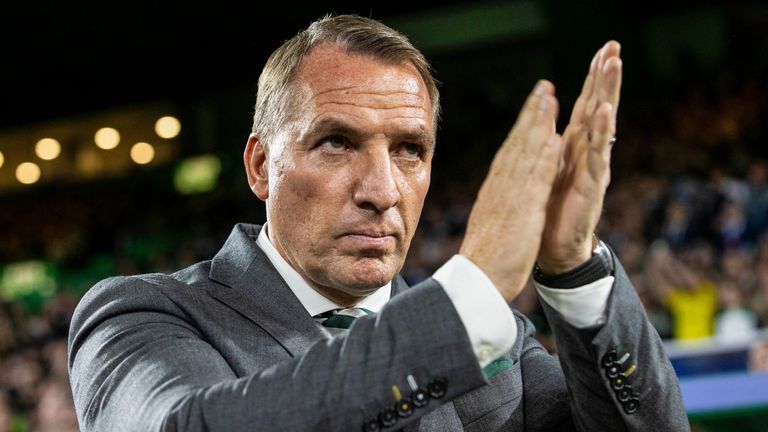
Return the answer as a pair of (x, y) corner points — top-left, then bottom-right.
(246, 44), (434, 304)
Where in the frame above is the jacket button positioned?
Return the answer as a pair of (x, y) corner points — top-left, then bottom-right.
(602, 350), (618, 368)
(363, 418), (381, 432)
(623, 397), (640, 414)
(412, 388), (430, 408)
(428, 378), (447, 399)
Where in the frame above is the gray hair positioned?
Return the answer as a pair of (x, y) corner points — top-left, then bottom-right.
(251, 14), (440, 144)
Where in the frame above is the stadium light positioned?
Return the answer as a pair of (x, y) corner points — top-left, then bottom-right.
(130, 142), (155, 165)
(95, 127), (120, 150)
(16, 162), (41, 184)
(35, 138), (61, 160)
(155, 116), (181, 139)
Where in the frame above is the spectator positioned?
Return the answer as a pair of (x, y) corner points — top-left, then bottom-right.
(714, 278), (758, 341)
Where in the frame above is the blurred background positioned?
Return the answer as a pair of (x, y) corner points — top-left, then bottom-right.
(1, 0), (767, 430)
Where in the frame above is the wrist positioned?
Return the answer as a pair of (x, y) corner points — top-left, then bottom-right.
(536, 234), (596, 275)
(534, 237), (615, 288)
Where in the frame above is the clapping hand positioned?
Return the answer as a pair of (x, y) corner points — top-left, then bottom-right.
(460, 41), (622, 302)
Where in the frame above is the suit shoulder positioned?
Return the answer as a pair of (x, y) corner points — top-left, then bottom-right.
(168, 259), (212, 287)
(78, 273), (176, 306)
(70, 258), (216, 334)
(79, 258), (211, 302)
(70, 271), (195, 337)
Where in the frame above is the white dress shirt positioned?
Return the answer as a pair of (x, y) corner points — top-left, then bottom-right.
(256, 225), (613, 368)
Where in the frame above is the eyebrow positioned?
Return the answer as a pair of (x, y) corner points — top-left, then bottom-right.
(306, 117), (436, 151)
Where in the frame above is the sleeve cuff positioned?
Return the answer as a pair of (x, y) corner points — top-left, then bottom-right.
(535, 276), (614, 328)
(433, 255), (517, 368)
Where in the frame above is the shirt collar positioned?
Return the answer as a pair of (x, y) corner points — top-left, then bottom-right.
(256, 224), (391, 316)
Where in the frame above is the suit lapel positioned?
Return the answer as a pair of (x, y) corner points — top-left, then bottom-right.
(206, 223), (327, 357)
(390, 273), (410, 297)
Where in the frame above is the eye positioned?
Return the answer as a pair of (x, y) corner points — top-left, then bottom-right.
(319, 135), (349, 153)
(397, 142), (423, 159)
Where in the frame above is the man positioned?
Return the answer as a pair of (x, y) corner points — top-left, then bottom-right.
(68, 15), (689, 431)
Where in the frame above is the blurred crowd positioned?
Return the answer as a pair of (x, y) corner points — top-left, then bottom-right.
(0, 295), (78, 431)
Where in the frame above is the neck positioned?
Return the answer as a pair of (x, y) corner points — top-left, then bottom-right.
(310, 284), (367, 308)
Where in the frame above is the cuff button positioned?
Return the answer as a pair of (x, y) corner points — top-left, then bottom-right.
(611, 376), (625, 390)
(412, 388), (430, 408)
(602, 350), (618, 368)
(363, 418), (381, 432)
(428, 378), (447, 399)
(396, 398), (414, 418)
(623, 398), (640, 414)
(379, 407), (398, 428)
(617, 387), (632, 402)
(606, 365), (620, 379)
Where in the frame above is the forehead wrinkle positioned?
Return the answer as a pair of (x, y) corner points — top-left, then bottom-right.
(314, 101), (429, 113)
(311, 90), (427, 109)
(345, 89), (426, 98)
(309, 85), (357, 98)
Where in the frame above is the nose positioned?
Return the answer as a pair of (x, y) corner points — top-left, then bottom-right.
(352, 147), (401, 213)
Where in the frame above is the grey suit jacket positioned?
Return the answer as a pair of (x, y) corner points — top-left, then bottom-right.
(68, 223), (689, 431)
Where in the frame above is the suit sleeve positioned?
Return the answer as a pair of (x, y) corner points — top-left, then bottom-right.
(67, 275), (487, 432)
(538, 253), (690, 432)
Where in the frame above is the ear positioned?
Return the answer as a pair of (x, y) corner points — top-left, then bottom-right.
(244, 133), (269, 200)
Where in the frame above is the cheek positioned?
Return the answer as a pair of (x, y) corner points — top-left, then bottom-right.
(270, 163), (350, 233)
(402, 166), (431, 219)
(271, 171), (320, 222)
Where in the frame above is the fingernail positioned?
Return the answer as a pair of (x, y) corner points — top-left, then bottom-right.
(539, 95), (549, 111)
(534, 81), (545, 95)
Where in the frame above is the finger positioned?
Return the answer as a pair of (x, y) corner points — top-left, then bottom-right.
(509, 80), (554, 137)
(602, 56), (623, 119)
(593, 42), (622, 118)
(584, 44), (608, 118)
(569, 48), (601, 124)
(531, 134), (563, 189)
(587, 101), (614, 184)
(523, 93), (559, 158)
(492, 81), (558, 178)
(503, 92), (558, 171)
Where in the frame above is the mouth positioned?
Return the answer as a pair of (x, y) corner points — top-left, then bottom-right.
(338, 229), (398, 250)
(344, 228), (395, 238)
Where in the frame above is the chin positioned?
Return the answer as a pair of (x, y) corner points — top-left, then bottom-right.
(336, 256), (397, 290)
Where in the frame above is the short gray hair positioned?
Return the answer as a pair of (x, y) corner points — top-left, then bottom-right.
(251, 14), (440, 144)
